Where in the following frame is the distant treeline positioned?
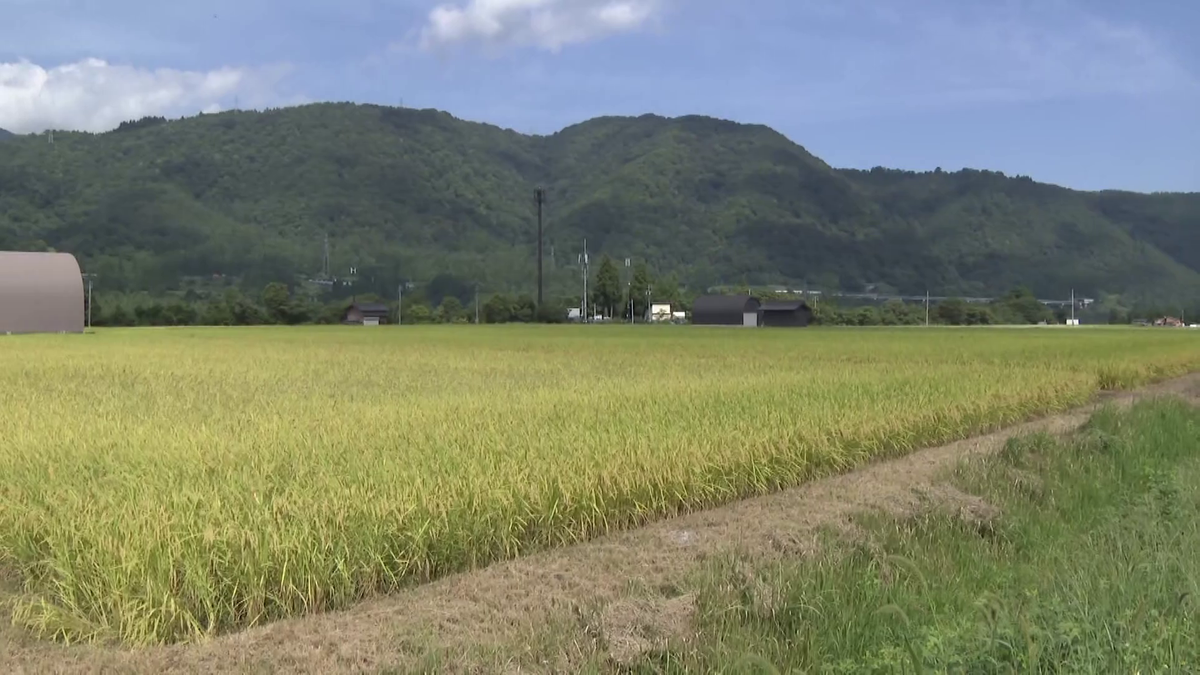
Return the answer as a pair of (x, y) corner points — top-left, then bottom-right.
(88, 284), (572, 327)
(86, 282), (1187, 328)
(777, 287), (1193, 326)
(806, 288), (1054, 326)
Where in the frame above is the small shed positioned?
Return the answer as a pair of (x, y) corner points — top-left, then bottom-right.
(343, 302), (389, 326)
(0, 251), (85, 334)
(761, 300), (814, 328)
(692, 295), (761, 327)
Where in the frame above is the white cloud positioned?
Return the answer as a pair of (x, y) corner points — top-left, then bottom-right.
(0, 58), (295, 134)
(419, 0), (661, 52)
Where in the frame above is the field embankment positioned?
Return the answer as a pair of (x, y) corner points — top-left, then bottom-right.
(637, 395), (1200, 672)
(1, 326), (1198, 646)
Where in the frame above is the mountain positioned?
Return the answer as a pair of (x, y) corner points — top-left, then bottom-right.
(0, 128), (14, 140)
(0, 103), (1196, 303)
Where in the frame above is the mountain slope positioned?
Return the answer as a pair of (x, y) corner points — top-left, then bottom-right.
(840, 167), (1200, 300)
(0, 128), (14, 140)
(0, 103), (1196, 302)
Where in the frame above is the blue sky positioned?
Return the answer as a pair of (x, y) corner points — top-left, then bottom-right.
(0, 0), (1196, 192)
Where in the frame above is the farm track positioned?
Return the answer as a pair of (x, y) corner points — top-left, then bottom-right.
(4, 373), (1200, 675)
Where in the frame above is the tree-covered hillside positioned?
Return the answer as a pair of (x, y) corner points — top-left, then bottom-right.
(0, 128), (14, 140)
(0, 103), (1197, 303)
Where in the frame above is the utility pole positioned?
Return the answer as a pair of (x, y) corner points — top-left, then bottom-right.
(925, 290), (930, 327)
(579, 240), (590, 323)
(535, 187), (546, 307)
(82, 273), (96, 329)
(475, 284), (480, 325)
(625, 258), (632, 324)
(1071, 288), (1076, 325)
(397, 283), (403, 326)
(323, 234), (330, 279)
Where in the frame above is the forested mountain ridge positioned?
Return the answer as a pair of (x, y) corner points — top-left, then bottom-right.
(839, 167), (1200, 301)
(0, 102), (1197, 303)
(0, 128), (14, 140)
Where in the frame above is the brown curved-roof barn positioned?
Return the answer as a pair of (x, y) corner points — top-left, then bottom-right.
(0, 251), (85, 334)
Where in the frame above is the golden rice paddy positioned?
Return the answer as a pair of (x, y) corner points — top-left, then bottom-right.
(1, 325), (1197, 644)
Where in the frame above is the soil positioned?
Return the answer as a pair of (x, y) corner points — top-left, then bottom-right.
(4, 374), (1199, 674)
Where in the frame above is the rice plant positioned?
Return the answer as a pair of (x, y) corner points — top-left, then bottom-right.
(0, 325), (1196, 645)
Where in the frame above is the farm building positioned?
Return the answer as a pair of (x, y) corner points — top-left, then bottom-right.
(343, 302), (390, 326)
(0, 251), (85, 334)
(761, 300), (814, 327)
(692, 294), (761, 327)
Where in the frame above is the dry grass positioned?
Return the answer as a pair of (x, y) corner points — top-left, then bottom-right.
(0, 325), (1197, 646)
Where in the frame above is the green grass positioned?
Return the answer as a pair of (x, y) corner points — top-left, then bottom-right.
(0, 325), (1198, 645)
(636, 398), (1200, 673)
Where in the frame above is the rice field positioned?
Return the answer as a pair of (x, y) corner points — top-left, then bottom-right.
(1, 325), (1198, 645)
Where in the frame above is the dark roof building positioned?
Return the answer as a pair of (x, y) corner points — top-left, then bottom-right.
(761, 300), (814, 328)
(0, 251), (85, 334)
(692, 294), (761, 327)
(343, 302), (390, 326)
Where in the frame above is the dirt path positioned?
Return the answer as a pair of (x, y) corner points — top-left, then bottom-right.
(5, 374), (1200, 675)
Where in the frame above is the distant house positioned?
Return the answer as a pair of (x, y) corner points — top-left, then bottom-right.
(692, 295), (761, 327)
(761, 300), (814, 328)
(1154, 316), (1184, 327)
(649, 303), (673, 322)
(343, 302), (390, 326)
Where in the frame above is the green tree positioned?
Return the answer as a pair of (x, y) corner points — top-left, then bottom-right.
(261, 282), (291, 324)
(223, 288), (267, 325)
(994, 287), (1054, 324)
(200, 299), (235, 326)
(536, 299), (567, 324)
(964, 305), (995, 325)
(937, 298), (969, 325)
(627, 262), (654, 321)
(853, 306), (881, 326)
(437, 297), (464, 323)
(656, 273), (685, 312)
(881, 299), (917, 325)
(106, 304), (134, 327)
(591, 256), (622, 319)
(285, 296), (318, 325)
(512, 295), (536, 323)
(406, 303), (433, 324)
(160, 301), (198, 326)
(483, 294), (514, 324)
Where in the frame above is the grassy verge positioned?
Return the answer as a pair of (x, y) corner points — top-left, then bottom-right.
(627, 397), (1200, 673)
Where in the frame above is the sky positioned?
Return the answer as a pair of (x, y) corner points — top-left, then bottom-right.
(0, 0), (1196, 192)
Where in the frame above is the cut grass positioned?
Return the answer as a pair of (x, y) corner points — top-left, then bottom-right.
(640, 397), (1200, 673)
(1, 325), (1198, 645)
